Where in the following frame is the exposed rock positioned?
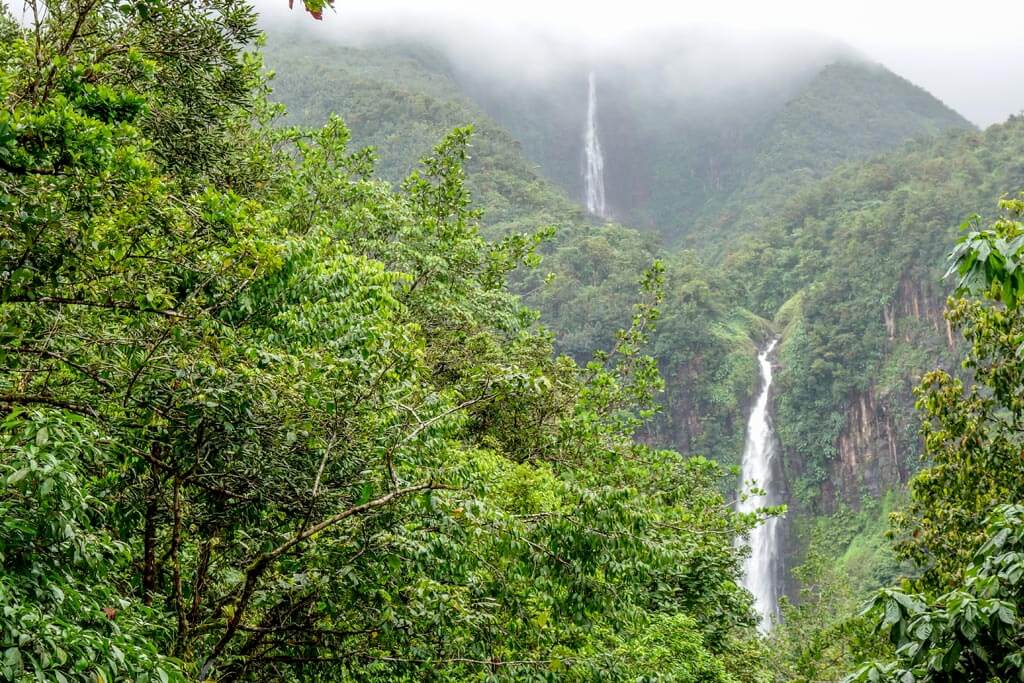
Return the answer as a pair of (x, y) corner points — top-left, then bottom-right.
(883, 277), (954, 350)
(830, 389), (909, 508)
(819, 274), (956, 510)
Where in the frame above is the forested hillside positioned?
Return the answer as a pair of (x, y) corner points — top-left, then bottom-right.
(260, 28), (1024, 669)
(718, 119), (1024, 617)
(7, 1), (1024, 681)
(690, 61), (973, 253)
(260, 30), (1024, 561)
(722, 118), (1024, 503)
(260, 32), (980, 482)
(0, 3), (770, 680)
(265, 32), (972, 246)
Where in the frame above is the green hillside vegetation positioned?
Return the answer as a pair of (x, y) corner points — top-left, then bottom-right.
(752, 61), (969, 179)
(690, 61), (974, 254)
(261, 24), (1024, 568)
(453, 42), (829, 238)
(266, 32), (972, 252)
(720, 117), (1024, 508)
(0, 3), (779, 680)
(263, 36), (584, 234)
(10, 2), (1024, 681)
(260, 33), (773, 473)
(458, 53), (972, 244)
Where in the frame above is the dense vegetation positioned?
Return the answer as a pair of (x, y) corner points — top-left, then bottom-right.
(258, 31), (1001, 487)
(719, 118), (1024, 509)
(688, 61), (972, 255)
(848, 198), (1024, 681)
(7, 1), (1024, 681)
(261, 33), (766, 470)
(750, 197), (1024, 682)
(0, 1), (777, 680)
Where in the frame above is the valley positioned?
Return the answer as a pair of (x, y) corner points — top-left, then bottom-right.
(5, 2), (1024, 679)
(261, 26), (1024, 621)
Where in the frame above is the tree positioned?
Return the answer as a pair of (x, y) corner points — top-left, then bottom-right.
(850, 196), (1024, 681)
(1, 1), (769, 680)
(891, 195), (1024, 587)
(849, 505), (1024, 682)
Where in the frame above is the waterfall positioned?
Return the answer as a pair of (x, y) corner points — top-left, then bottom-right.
(583, 71), (607, 218)
(738, 339), (782, 631)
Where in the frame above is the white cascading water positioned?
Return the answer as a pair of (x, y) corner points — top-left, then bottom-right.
(583, 71), (607, 218)
(738, 339), (782, 631)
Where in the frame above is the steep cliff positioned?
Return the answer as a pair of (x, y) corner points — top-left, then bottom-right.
(741, 118), (1024, 519)
(774, 276), (959, 515)
(645, 299), (772, 469)
(823, 276), (957, 509)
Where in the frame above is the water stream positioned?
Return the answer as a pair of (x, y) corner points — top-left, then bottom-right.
(738, 339), (782, 630)
(583, 71), (607, 218)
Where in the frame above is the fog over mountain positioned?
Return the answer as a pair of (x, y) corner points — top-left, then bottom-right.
(11, 0), (1024, 679)
(254, 0), (1024, 126)
(258, 6), (853, 98)
(258, 9), (972, 240)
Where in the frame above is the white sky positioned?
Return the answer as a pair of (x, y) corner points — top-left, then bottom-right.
(257, 0), (1024, 126)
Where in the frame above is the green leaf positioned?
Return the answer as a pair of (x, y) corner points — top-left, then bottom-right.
(4, 648), (20, 669)
(883, 599), (901, 627)
(941, 641), (961, 672)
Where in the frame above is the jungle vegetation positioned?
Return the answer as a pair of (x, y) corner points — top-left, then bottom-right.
(4, 0), (1024, 681)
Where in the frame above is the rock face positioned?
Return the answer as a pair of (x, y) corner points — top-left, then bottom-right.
(883, 278), (955, 348)
(656, 358), (708, 454)
(818, 275), (957, 511)
(826, 390), (909, 507)
(643, 352), (760, 469)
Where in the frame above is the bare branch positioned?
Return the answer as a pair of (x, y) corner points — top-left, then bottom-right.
(3, 295), (186, 318)
(198, 481), (448, 680)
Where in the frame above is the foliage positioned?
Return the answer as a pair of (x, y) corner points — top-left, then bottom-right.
(850, 505), (1024, 683)
(689, 61), (972, 257)
(0, 2), (770, 681)
(849, 196), (1024, 682)
(766, 538), (890, 683)
(947, 196), (1024, 308)
(891, 196), (1024, 588)
(290, 0), (333, 21)
(721, 121), (1024, 510)
(1, 409), (184, 682)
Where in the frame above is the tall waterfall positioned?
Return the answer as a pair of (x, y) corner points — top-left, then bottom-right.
(738, 339), (782, 630)
(583, 71), (607, 218)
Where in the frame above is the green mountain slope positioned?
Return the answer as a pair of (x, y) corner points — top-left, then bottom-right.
(690, 61), (974, 254)
(260, 31), (770, 479)
(263, 35), (586, 234)
(260, 28), (1024, 591)
(458, 55), (973, 244)
(265, 29), (973, 247)
(720, 117), (1024, 511)
(214, 22), (1024, 674)
(753, 61), (970, 182)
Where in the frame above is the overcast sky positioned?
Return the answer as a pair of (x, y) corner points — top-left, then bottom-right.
(256, 0), (1024, 126)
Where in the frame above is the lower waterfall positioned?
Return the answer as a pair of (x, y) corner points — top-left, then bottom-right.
(738, 339), (782, 631)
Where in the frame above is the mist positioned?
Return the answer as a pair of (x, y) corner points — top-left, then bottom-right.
(256, 4), (854, 104)
(253, 0), (1024, 126)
